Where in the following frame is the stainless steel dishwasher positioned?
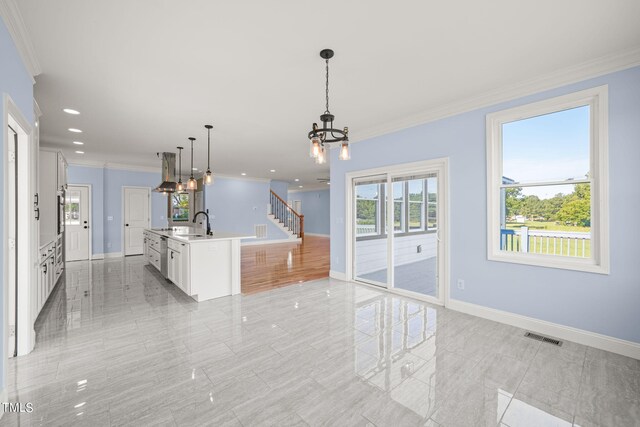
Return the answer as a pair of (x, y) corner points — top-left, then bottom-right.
(159, 236), (169, 279)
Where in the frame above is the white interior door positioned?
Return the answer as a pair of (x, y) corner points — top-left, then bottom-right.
(124, 187), (150, 255)
(65, 185), (90, 261)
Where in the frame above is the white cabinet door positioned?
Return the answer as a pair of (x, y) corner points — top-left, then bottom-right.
(167, 249), (176, 283)
(123, 187), (150, 256)
(65, 185), (90, 261)
(180, 244), (190, 294)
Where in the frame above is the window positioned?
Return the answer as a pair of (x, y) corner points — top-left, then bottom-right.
(486, 86), (609, 273)
(171, 193), (190, 221)
(355, 174), (438, 240)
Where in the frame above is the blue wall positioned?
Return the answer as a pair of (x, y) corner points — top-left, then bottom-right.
(68, 165), (167, 255)
(288, 189), (330, 235)
(270, 180), (289, 200)
(204, 177), (288, 241)
(330, 66), (640, 344)
(0, 18), (34, 391)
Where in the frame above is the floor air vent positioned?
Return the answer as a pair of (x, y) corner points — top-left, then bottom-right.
(524, 332), (562, 346)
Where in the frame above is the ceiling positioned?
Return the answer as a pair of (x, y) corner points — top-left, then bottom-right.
(16, 0), (640, 189)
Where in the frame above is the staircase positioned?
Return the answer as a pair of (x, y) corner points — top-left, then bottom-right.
(268, 190), (304, 241)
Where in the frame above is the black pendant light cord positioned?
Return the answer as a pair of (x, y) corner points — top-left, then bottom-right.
(178, 147), (182, 180)
(207, 127), (211, 170)
(190, 138), (195, 179)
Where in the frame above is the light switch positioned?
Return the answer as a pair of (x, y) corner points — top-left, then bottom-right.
(107, 216), (113, 221)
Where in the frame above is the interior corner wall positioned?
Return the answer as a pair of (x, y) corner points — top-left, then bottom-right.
(204, 177), (288, 241)
(67, 165), (168, 255)
(288, 189), (330, 235)
(0, 18), (35, 391)
(330, 66), (640, 344)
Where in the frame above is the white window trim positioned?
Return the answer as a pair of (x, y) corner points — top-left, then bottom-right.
(486, 85), (609, 274)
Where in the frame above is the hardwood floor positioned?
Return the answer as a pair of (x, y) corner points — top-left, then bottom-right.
(241, 235), (330, 294)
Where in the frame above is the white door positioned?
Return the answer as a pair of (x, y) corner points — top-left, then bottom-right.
(65, 185), (90, 261)
(293, 200), (302, 214)
(124, 187), (150, 256)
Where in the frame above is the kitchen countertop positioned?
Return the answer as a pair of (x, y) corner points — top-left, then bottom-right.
(146, 228), (255, 243)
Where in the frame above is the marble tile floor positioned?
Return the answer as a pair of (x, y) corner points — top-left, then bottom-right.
(3, 256), (639, 426)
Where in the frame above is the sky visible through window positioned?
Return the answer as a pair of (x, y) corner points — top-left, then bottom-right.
(502, 105), (590, 198)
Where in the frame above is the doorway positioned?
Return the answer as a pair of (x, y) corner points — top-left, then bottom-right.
(65, 185), (91, 261)
(123, 187), (150, 256)
(4, 96), (36, 361)
(348, 159), (449, 305)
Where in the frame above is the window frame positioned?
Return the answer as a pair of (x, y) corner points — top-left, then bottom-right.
(486, 85), (609, 274)
(170, 192), (191, 222)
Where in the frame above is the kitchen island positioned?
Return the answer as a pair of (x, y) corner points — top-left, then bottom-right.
(144, 227), (254, 301)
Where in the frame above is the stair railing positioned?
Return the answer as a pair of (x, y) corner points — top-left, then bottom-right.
(269, 190), (304, 239)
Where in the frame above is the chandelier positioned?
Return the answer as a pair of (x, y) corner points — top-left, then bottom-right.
(308, 49), (350, 164)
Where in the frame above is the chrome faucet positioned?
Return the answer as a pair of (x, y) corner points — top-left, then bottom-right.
(193, 211), (212, 235)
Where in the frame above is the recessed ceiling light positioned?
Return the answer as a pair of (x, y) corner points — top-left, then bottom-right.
(68, 128), (82, 133)
(75, 150), (84, 154)
(327, 182), (331, 185)
(192, 168), (198, 171)
(294, 178), (299, 182)
(241, 173), (247, 176)
(63, 108), (80, 115)
(299, 185), (303, 188)
(270, 169), (276, 173)
(73, 141), (84, 145)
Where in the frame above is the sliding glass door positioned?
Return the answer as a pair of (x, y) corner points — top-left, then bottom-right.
(390, 173), (439, 299)
(351, 161), (445, 304)
(354, 176), (388, 287)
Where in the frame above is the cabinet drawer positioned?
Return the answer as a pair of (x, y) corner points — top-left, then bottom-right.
(168, 239), (184, 251)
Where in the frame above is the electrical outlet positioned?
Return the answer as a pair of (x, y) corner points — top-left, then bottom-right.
(107, 242), (112, 249)
(457, 279), (465, 290)
(9, 326), (15, 337)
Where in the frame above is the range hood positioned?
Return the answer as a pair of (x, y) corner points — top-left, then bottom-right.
(154, 152), (177, 193)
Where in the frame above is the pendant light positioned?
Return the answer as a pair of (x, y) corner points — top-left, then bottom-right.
(187, 137), (197, 190)
(176, 146), (184, 192)
(307, 49), (350, 161)
(204, 124), (213, 185)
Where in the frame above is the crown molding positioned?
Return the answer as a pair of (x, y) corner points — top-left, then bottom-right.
(352, 46), (640, 144)
(67, 159), (160, 174)
(0, 0), (41, 80)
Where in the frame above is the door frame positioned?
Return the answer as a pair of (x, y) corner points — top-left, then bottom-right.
(121, 186), (151, 256)
(3, 94), (37, 367)
(345, 157), (450, 307)
(65, 184), (92, 261)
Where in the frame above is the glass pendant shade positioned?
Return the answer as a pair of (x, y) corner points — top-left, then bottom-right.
(339, 141), (350, 160)
(177, 181), (184, 192)
(310, 137), (321, 158)
(204, 169), (213, 185)
(188, 177), (197, 190)
(315, 146), (326, 165)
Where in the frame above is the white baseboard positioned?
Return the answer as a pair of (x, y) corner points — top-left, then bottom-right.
(448, 298), (640, 360)
(91, 252), (123, 259)
(329, 270), (347, 281)
(242, 238), (301, 246)
(304, 233), (330, 238)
